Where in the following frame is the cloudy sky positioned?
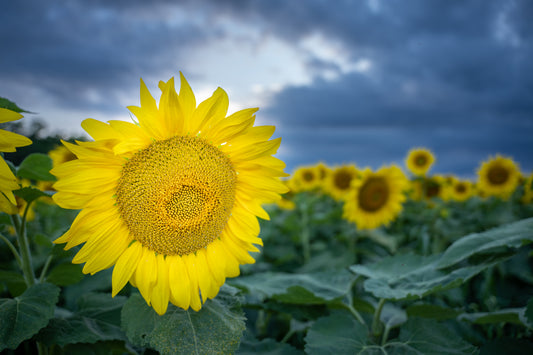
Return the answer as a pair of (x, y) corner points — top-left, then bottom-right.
(1, 0), (532, 177)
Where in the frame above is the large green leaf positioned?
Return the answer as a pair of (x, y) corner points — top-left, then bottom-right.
(36, 293), (127, 346)
(122, 285), (246, 355)
(458, 308), (526, 326)
(305, 315), (478, 355)
(0, 270), (27, 297)
(237, 337), (304, 354)
(437, 218), (533, 268)
(17, 153), (56, 181)
(230, 270), (356, 304)
(406, 303), (462, 320)
(392, 318), (478, 354)
(0, 283), (60, 351)
(350, 218), (533, 301)
(304, 312), (370, 355)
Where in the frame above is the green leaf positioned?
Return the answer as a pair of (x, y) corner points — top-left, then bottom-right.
(525, 297), (533, 327)
(350, 253), (495, 300)
(406, 303), (462, 320)
(458, 308), (525, 325)
(230, 270), (356, 304)
(0, 283), (60, 351)
(36, 293), (127, 347)
(17, 153), (56, 182)
(0, 270), (27, 297)
(237, 337), (304, 354)
(46, 263), (84, 286)
(380, 303), (407, 330)
(480, 338), (533, 355)
(0, 97), (29, 113)
(122, 285), (246, 355)
(437, 217), (533, 268)
(304, 312), (370, 355)
(392, 318), (478, 354)
(14, 186), (49, 204)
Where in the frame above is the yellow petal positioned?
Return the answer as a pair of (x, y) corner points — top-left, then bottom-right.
(0, 130), (32, 151)
(190, 87), (228, 135)
(168, 255), (191, 310)
(195, 249), (219, 301)
(112, 241), (143, 297)
(0, 108), (23, 123)
(151, 254), (170, 315)
(158, 77), (184, 137)
(178, 72), (196, 130)
(134, 248), (158, 306)
(81, 119), (121, 141)
(205, 240), (227, 287)
(182, 253), (202, 311)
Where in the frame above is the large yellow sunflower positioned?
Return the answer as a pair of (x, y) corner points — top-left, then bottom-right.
(343, 165), (408, 230)
(51, 73), (288, 315)
(325, 164), (360, 200)
(477, 155), (521, 199)
(405, 148), (435, 176)
(0, 108), (32, 214)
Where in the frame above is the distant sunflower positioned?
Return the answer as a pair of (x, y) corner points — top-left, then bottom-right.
(315, 162), (331, 188)
(51, 73), (288, 315)
(343, 165), (407, 229)
(291, 165), (320, 192)
(0, 108), (32, 214)
(326, 165), (360, 200)
(406, 148), (435, 176)
(477, 155), (520, 199)
(446, 179), (474, 202)
(424, 175), (446, 200)
(522, 174), (533, 204)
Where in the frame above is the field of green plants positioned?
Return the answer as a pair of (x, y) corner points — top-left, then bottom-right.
(1, 98), (533, 354)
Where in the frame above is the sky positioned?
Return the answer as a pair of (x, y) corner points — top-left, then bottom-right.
(1, 0), (532, 177)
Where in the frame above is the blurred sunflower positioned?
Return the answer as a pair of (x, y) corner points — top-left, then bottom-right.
(405, 148), (435, 176)
(477, 155), (521, 199)
(315, 162), (331, 188)
(0, 108), (32, 214)
(51, 73), (288, 315)
(343, 165), (407, 229)
(424, 175), (446, 200)
(325, 164), (360, 200)
(521, 174), (533, 204)
(446, 179), (474, 202)
(290, 165), (321, 192)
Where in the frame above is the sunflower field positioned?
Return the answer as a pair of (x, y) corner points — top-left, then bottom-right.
(1, 83), (533, 355)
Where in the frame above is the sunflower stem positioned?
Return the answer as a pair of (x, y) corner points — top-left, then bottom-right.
(39, 255), (54, 283)
(371, 298), (386, 338)
(300, 196), (311, 264)
(11, 203), (36, 286)
(0, 232), (22, 268)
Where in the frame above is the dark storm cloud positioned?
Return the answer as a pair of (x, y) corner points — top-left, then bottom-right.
(205, 0), (533, 175)
(0, 0), (209, 111)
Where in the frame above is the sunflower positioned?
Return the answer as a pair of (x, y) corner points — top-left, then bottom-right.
(343, 165), (407, 230)
(290, 165), (321, 192)
(521, 174), (533, 204)
(405, 148), (435, 176)
(325, 164), (360, 200)
(0, 108), (32, 214)
(423, 175), (446, 200)
(445, 179), (474, 202)
(477, 155), (521, 199)
(51, 73), (288, 315)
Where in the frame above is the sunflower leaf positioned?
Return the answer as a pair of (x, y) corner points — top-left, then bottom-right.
(45, 263), (84, 287)
(35, 293), (127, 347)
(17, 153), (56, 181)
(14, 186), (49, 204)
(0, 97), (29, 113)
(122, 285), (246, 355)
(437, 217), (533, 268)
(230, 270), (356, 304)
(0, 283), (60, 351)
(304, 314), (478, 355)
(237, 336), (304, 354)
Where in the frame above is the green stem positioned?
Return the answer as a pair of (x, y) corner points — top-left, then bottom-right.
(11, 205), (36, 286)
(39, 255), (54, 283)
(371, 298), (386, 337)
(280, 329), (294, 343)
(345, 285), (365, 325)
(300, 203), (311, 264)
(0, 232), (22, 267)
(381, 324), (391, 346)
